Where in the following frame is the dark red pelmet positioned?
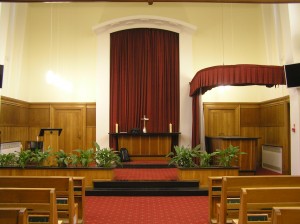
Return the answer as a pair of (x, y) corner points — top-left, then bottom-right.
(109, 28), (180, 149)
(190, 64), (285, 96)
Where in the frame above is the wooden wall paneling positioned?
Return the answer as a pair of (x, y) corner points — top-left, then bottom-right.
(0, 127), (28, 149)
(0, 97), (29, 148)
(86, 104), (96, 127)
(86, 127), (96, 149)
(240, 105), (260, 127)
(282, 100), (290, 174)
(259, 96), (290, 174)
(51, 104), (86, 154)
(86, 103), (96, 149)
(28, 104), (50, 127)
(0, 97), (29, 127)
(204, 103), (240, 137)
(204, 97), (290, 173)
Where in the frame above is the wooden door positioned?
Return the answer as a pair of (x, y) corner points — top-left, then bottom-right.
(51, 105), (86, 153)
(204, 104), (240, 137)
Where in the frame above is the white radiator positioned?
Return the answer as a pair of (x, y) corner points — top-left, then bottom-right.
(0, 141), (22, 154)
(262, 145), (282, 174)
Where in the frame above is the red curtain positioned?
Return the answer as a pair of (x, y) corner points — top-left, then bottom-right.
(110, 28), (179, 149)
(192, 93), (200, 148)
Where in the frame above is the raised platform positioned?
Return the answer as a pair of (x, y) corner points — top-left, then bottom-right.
(119, 160), (175, 168)
(86, 180), (208, 196)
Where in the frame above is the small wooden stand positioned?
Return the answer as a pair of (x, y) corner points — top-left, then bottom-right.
(39, 128), (62, 166)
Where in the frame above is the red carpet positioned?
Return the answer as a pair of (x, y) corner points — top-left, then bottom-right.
(85, 164), (280, 223)
(114, 168), (178, 180)
(85, 196), (209, 224)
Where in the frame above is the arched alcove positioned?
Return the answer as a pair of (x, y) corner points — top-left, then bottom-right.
(93, 15), (197, 147)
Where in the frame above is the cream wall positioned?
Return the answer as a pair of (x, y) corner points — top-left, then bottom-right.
(2, 2), (276, 102)
(0, 2), (292, 148)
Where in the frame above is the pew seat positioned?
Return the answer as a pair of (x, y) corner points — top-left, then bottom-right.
(0, 207), (28, 224)
(0, 176), (82, 224)
(234, 187), (300, 224)
(0, 188), (58, 224)
(271, 206), (300, 224)
(214, 175), (300, 224)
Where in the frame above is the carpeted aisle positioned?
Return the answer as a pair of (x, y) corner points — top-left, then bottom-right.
(85, 196), (209, 224)
(114, 168), (178, 181)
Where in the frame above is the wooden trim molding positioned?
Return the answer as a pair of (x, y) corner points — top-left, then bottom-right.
(4, 0), (300, 3)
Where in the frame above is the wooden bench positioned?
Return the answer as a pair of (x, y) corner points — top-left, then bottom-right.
(0, 188), (58, 224)
(0, 176), (79, 224)
(215, 175), (300, 224)
(208, 176), (223, 223)
(234, 187), (300, 224)
(73, 177), (85, 224)
(271, 207), (300, 224)
(0, 207), (28, 224)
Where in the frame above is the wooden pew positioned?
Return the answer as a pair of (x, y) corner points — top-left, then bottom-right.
(271, 207), (300, 224)
(216, 175), (300, 224)
(0, 188), (58, 224)
(0, 176), (79, 224)
(208, 176), (223, 224)
(234, 187), (300, 224)
(0, 207), (28, 224)
(73, 177), (86, 224)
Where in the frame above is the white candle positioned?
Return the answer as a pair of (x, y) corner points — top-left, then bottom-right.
(37, 136), (39, 142)
(169, 123), (172, 133)
(115, 123), (119, 133)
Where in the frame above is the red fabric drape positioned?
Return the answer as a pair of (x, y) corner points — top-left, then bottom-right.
(110, 28), (179, 149)
(192, 94), (200, 148)
(190, 64), (285, 96)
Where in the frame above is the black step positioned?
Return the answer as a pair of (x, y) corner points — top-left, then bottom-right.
(85, 180), (208, 196)
(85, 187), (208, 196)
(93, 180), (199, 189)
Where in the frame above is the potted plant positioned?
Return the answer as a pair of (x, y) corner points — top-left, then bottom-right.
(199, 150), (218, 167)
(54, 149), (72, 167)
(94, 142), (121, 168)
(215, 144), (246, 167)
(166, 144), (201, 168)
(16, 149), (33, 168)
(72, 148), (94, 167)
(30, 148), (52, 166)
(0, 153), (17, 167)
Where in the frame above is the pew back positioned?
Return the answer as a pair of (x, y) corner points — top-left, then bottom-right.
(0, 176), (76, 224)
(238, 187), (300, 224)
(0, 207), (28, 224)
(271, 207), (300, 224)
(73, 177), (85, 224)
(208, 176), (222, 223)
(0, 188), (58, 224)
(218, 175), (300, 224)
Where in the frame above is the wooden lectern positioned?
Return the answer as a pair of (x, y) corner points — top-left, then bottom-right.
(39, 128), (62, 166)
